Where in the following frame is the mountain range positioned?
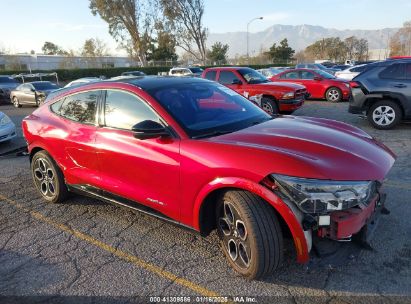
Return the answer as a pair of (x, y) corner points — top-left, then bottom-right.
(207, 24), (398, 57)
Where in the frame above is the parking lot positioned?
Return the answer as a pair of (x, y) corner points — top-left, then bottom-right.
(0, 101), (410, 303)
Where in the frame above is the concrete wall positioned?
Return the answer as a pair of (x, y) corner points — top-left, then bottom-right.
(0, 54), (135, 71)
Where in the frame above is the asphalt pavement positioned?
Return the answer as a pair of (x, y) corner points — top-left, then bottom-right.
(0, 101), (410, 304)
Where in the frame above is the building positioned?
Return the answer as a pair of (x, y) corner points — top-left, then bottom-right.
(0, 54), (136, 71)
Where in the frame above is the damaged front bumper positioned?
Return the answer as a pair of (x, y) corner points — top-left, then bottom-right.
(317, 192), (386, 244)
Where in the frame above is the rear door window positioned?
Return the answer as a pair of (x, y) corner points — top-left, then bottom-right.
(281, 71), (300, 79)
(59, 91), (99, 124)
(379, 63), (406, 80)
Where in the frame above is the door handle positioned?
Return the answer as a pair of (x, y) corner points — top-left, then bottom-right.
(393, 84), (407, 88)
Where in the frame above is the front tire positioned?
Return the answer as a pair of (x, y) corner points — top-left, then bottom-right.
(325, 87), (342, 102)
(31, 151), (69, 204)
(12, 97), (21, 108)
(367, 100), (402, 130)
(261, 97), (279, 115)
(216, 190), (283, 279)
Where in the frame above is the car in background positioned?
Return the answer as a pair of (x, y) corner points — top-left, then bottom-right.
(335, 64), (368, 80)
(349, 59), (411, 129)
(169, 67), (204, 77)
(202, 67), (307, 114)
(331, 64), (351, 71)
(0, 111), (16, 143)
(65, 77), (101, 88)
(257, 67), (283, 78)
(296, 63), (339, 75)
(22, 76), (395, 279)
(0, 76), (20, 103)
(10, 81), (60, 107)
(121, 71), (146, 77)
(271, 69), (351, 102)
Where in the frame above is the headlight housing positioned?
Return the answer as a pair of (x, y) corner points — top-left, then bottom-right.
(282, 92), (295, 99)
(0, 114), (12, 126)
(270, 174), (374, 214)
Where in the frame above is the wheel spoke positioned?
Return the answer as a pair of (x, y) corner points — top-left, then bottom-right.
(218, 217), (231, 236)
(34, 168), (43, 180)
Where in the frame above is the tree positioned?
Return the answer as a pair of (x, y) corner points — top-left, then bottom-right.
(389, 21), (411, 56)
(89, 0), (161, 66)
(266, 38), (295, 62)
(304, 36), (368, 62)
(42, 41), (67, 55)
(161, 0), (207, 64)
(147, 23), (178, 62)
(81, 38), (110, 57)
(207, 42), (229, 64)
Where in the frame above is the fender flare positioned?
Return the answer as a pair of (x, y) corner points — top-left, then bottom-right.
(193, 177), (309, 263)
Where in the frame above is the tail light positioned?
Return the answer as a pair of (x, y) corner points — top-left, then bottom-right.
(349, 81), (361, 88)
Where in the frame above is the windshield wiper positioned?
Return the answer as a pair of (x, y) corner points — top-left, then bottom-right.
(192, 130), (234, 139)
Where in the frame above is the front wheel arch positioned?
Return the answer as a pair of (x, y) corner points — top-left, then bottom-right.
(196, 180), (309, 263)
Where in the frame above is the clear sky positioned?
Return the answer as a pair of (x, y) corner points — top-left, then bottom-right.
(0, 0), (409, 54)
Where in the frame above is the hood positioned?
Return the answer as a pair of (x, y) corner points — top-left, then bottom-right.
(256, 81), (306, 91)
(208, 116), (395, 181)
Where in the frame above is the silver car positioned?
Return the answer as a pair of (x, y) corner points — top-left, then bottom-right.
(0, 112), (16, 143)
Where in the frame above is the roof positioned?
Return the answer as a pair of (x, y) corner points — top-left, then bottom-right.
(205, 66), (252, 70)
(110, 75), (210, 90)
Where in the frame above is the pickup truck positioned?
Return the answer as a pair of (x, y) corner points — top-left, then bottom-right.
(202, 67), (307, 114)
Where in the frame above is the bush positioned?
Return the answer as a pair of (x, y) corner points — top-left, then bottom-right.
(0, 64), (292, 82)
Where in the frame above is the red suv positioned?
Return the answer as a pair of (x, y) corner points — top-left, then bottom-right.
(271, 69), (351, 102)
(202, 67), (307, 114)
(23, 77), (395, 279)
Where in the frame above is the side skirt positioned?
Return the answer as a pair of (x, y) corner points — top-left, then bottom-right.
(67, 184), (199, 235)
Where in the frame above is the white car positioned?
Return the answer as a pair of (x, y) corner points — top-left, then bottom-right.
(64, 77), (101, 88)
(0, 112), (16, 143)
(335, 64), (368, 80)
(169, 67), (203, 77)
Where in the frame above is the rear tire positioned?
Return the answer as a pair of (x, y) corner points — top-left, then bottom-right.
(12, 97), (21, 108)
(31, 150), (69, 204)
(325, 87), (342, 102)
(367, 100), (402, 130)
(216, 190), (283, 279)
(261, 97), (279, 115)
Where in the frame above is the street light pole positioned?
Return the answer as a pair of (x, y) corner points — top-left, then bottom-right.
(247, 16), (263, 64)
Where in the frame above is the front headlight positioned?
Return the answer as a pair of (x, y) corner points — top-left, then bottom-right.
(282, 92), (295, 99)
(0, 114), (12, 126)
(344, 83), (350, 88)
(271, 174), (374, 214)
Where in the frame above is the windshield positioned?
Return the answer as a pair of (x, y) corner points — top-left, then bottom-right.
(316, 70), (335, 79)
(237, 68), (269, 84)
(188, 67), (204, 73)
(0, 76), (18, 83)
(148, 81), (271, 138)
(32, 82), (59, 90)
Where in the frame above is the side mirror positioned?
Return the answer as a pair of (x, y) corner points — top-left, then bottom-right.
(131, 120), (170, 140)
(314, 76), (323, 81)
(231, 79), (242, 85)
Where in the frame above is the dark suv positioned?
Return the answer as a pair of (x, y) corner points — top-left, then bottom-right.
(349, 59), (411, 129)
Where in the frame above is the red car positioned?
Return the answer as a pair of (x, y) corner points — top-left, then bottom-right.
(23, 77), (395, 279)
(202, 67), (307, 114)
(271, 69), (351, 102)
